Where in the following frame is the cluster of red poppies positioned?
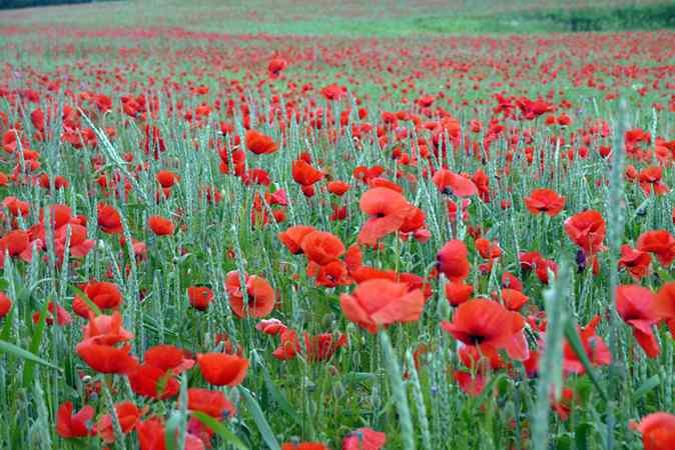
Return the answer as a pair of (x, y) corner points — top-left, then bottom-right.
(0, 20), (674, 449)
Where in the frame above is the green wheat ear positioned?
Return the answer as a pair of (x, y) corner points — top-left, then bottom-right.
(379, 328), (416, 450)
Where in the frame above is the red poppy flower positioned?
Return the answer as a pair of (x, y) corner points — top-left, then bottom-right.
(501, 288), (528, 311)
(33, 301), (72, 327)
(330, 204), (348, 222)
(534, 257), (558, 284)
(297, 184), (314, 198)
(321, 83), (345, 101)
(453, 370), (486, 397)
(616, 285), (660, 358)
(444, 281), (473, 306)
(368, 177), (403, 193)
(0, 229), (34, 267)
(452, 345), (502, 396)
(97, 203), (123, 234)
(83, 312), (133, 345)
(630, 412), (675, 450)
(446, 199), (470, 221)
(638, 166), (669, 196)
(282, 443), (328, 450)
(268, 57), (288, 78)
(432, 169), (477, 197)
(340, 279), (424, 333)
(475, 238), (502, 259)
(273, 329), (348, 362)
(0, 292), (11, 318)
(187, 388), (236, 418)
(436, 240), (470, 282)
(459, 343), (505, 372)
(76, 340), (138, 374)
(306, 259), (350, 287)
(441, 299), (528, 360)
(353, 165), (384, 184)
(272, 328), (301, 361)
(73, 281), (123, 318)
(358, 187), (411, 245)
(342, 427), (387, 450)
(225, 271), (276, 318)
(501, 272), (523, 291)
(524, 188), (565, 216)
(56, 401), (94, 438)
(39, 173), (69, 190)
(305, 332), (348, 362)
(399, 206), (426, 234)
(472, 169), (491, 202)
(516, 97), (555, 119)
(95, 401), (142, 443)
(550, 387), (577, 421)
(187, 286), (214, 311)
(618, 245), (652, 280)
(138, 417), (204, 450)
(292, 159), (323, 186)
(562, 315), (611, 375)
(120, 236), (147, 260)
(128, 363), (180, 400)
(564, 210), (606, 255)
(186, 416), (213, 448)
(137, 418), (165, 450)
(148, 215), (174, 236)
(256, 318), (287, 335)
(144, 344), (195, 373)
(350, 267), (431, 298)
(156, 170), (180, 188)
(300, 230), (345, 265)
(245, 129), (278, 155)
(344, 243), (363, 272)
(196, 352), (248, 386)
(327, 180), (350, 196)
(52, 223), (94, 259)
(636, 230), (675, 267)
(42, 203), (73, 228)
(2, 196), (29, 216)
(654, 282), (675, 336)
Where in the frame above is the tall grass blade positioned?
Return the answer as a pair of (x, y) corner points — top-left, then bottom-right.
(239, 386), (281, 450)
(0, 339), (61, 372)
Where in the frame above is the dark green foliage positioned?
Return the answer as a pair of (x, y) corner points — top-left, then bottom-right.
(0, 0), (117, 10)
(517, 3), (675, 31)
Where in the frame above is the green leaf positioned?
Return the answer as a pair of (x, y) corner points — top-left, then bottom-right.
(192, 412), (248, 450)
(574, 423), (593, 450)
(23, 299), (49, 387)
(0, 339), (61, 372)
(633, 374), (660, 401)
(0, 304), (12, 340)
(555, 434), (572, 450)
(342, 372), (376, 385)
(476, 372), (508, 407)
(253, 351), (301, 426)
(16, 286), (31, 304)
(239, 386), (281, 450)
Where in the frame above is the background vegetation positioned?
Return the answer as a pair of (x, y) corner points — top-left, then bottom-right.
(0, 0), (673, 33)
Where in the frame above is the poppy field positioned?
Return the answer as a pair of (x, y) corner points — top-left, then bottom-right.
(0, 1), (674, 449)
